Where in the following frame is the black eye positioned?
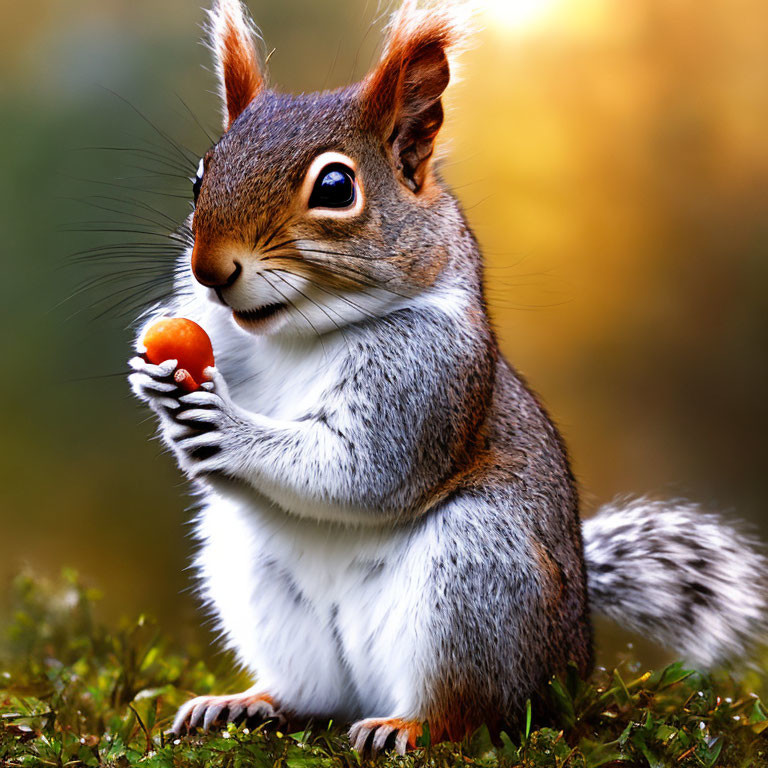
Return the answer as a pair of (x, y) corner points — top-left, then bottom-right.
(192, 158), (204, 204)
(308, 163), (356, 209)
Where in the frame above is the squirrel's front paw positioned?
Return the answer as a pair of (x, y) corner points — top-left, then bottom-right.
(129, 358), (246, 478)
(171, 381), (238, 474)
(128, 356), (183, 413)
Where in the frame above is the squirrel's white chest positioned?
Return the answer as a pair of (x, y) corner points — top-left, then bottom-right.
(234, 342), (340, 419)
(218, 318), (347, 420)
(194, 491), (435, 719)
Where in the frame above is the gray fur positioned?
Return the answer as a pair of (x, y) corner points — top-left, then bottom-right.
(584, 498), (768, 666)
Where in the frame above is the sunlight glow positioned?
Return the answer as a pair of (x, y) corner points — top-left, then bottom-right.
(482, 0), (563, 30)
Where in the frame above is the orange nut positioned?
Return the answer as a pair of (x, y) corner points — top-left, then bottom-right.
(142, 317), (215, 391)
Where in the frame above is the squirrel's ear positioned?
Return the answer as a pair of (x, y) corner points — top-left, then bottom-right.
(361, 0), (467, 191)
(207, 0), (265, 130)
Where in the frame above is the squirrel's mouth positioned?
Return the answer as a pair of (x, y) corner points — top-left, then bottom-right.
(232, 302), (287, 330)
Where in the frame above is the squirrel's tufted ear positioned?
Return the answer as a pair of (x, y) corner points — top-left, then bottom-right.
(206, 0), (265, 130)
(361, 0), (469, 192)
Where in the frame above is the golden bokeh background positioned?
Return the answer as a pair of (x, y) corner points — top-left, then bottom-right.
(1, 0), (766, 664)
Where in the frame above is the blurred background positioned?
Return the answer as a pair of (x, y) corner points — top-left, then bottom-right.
(1, 0), (766, 667)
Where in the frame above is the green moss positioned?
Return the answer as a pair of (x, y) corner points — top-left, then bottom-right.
(1, 571), (766, 767)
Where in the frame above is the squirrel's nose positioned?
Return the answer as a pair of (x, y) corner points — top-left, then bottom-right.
(191, 239), (242, 288)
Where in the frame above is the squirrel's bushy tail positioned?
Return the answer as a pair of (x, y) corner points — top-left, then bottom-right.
(582, 498), (768, 666)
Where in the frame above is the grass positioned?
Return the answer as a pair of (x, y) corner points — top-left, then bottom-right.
(1, 571), (767, 767)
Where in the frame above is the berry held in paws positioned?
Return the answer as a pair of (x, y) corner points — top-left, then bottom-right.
(142, 318), (214, 392)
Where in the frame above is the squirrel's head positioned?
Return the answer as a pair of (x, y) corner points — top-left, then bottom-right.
(190, 0), (472, 336)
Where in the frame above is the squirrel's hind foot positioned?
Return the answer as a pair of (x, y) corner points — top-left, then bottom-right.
(171, 690), (284, 735)
(348, 717), (423, 756)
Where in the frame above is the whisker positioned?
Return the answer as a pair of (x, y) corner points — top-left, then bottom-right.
(115, 291), (178, 324)
(257, 211), (300, 250)
(64, 369), (134, 384)
(74, 197), (179, 232)
(279, 255), (378, 291)
(61, 97), (201, 328)
(62, 276), (172, 322)
(63, 226), (190, 245)
(55, 268), (171, 310)
(174, 92), (217, 146)
(102, 87), (198, 169)
(71, 146), (193, 176)
(262, 241), (296, 256)
(121, 284), (178, 314)
(63, 220), (173, 234)
(85, 194), (181, 228)
(323, 37), (344, 91)
(66, 242), (185, 258)
(296, 246), (388, 263)
(277, 253), (414, 301)
(264, 239), (387, 263)
(259, 273), (328, 357)
(273, 269), (379, 322)
(66, 259), (174, 275)
(350, 3), (378, 81)
(65, 260), (175, 275)
(92, 280), (176, 321)
(270, 271), (353, 356)
(59, 174), (192, 199)
(67, 251), (178, 265)
(119, 165), (193, 181)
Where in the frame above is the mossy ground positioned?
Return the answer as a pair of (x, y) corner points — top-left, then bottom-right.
(1, 571), (766, 767)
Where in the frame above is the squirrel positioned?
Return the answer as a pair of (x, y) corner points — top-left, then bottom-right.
(128, 0), (768, 754)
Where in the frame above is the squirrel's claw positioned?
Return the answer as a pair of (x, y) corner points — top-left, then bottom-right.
(171, 691), (283, 735)
(348, 717), (422, 756)
(128, 357), (181, 402)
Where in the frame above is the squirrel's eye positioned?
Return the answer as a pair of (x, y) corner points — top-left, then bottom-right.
(192, 158), (204, 204)
(308, 163), (356, 209)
